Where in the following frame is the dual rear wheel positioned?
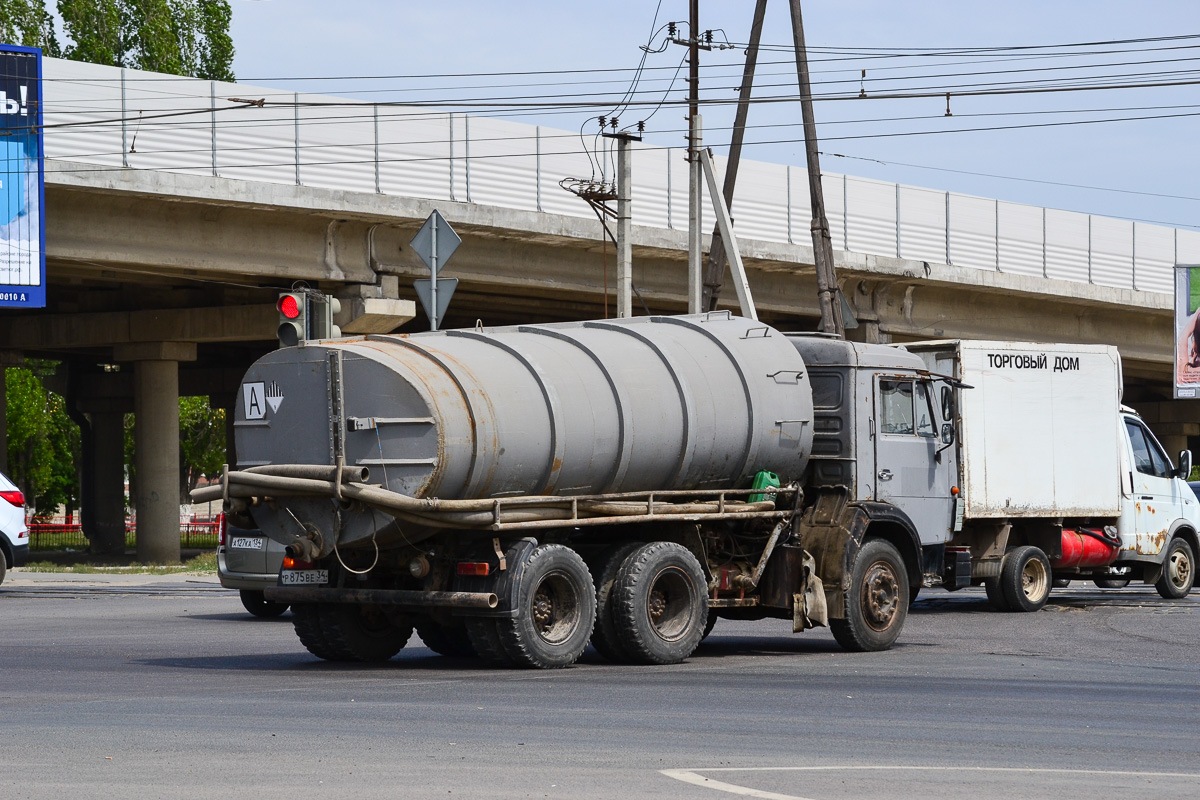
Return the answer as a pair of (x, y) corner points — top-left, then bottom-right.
(590, 541), (711, 666)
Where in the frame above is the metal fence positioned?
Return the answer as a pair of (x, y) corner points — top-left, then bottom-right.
(26, 521), (219, 551)
(42, 58), (1200, 296)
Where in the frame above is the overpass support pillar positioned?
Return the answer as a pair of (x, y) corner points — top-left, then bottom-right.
(88, 408), (129, 555)
(116, 342), (197, 563)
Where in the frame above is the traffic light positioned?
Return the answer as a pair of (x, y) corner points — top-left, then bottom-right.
(277, 290), (342, 348)
(277, 291), (306, 347)
(309, 294), (342, 340)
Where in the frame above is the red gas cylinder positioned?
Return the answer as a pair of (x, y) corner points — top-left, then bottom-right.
(1052, 528), (1120, 569)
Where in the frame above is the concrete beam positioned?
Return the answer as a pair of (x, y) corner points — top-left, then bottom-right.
(114, 342), (197, 363)
(0, 305), (277, 350)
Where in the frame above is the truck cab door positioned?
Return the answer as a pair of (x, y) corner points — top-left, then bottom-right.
(873, 377), (955, 545)
(1119, 417), (1181, 556)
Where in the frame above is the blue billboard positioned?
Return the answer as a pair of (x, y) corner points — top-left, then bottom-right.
(0, 44), (44, 308)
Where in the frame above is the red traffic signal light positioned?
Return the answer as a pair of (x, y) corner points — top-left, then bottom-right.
(277, 294), (301, 320)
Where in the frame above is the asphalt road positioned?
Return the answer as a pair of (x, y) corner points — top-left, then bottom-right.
(1, 574), (1198, 800)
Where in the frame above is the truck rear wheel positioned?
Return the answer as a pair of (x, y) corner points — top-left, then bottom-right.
(464, 618), (516, 667)
(292, 602), (413, 662)
(495, 544), (596, 669)
(983, 577), (1009, 611)
(589, 541), (644, 663)
(416, 618), (477, 658)
(1155, 538), (1195, 599)
(612, 542), (709, 665)
(831, 539), (909, 652)
(999, 546), (1051, 612)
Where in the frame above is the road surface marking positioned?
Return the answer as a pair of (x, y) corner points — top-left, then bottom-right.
(660, 765), (1200, 798)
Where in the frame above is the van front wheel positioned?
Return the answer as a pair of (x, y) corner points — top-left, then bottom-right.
(1155, 538), (1195, 599)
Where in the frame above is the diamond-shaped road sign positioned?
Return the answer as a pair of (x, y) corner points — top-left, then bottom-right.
(414, 278), (458, 329)
(409, 209), (461, 276)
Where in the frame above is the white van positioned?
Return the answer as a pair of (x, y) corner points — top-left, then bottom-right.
(0, 470), (29, 584)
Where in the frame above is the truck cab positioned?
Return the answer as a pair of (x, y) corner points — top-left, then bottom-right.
(787, 335), (960, 600)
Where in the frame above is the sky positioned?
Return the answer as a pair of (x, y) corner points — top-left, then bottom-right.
(226, 1), (1200, 230)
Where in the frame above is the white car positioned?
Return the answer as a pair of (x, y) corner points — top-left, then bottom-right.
(0, 471), (29, 584)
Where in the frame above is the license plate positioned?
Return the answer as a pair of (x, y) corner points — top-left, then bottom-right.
(229, 536), (264, 550)
(281, 569), (329, 586)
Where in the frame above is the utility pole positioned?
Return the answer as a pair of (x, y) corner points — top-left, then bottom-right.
(702, 0), (767, 312)
(789, 0), (844, 337)
(687, 0), (703, 313)
(604, 129), (641, 318)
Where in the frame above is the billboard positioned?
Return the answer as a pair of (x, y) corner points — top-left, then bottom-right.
(0, 44), (43, 308)
(1174, 264), (1200, 398)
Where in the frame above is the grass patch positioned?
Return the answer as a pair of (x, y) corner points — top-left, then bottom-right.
(22, 552), (218, 575)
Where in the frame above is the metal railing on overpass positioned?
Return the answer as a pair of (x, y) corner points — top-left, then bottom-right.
(42, 58), (1200, 296)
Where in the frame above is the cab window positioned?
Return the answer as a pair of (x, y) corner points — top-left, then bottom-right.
(1126, 420), (1173, 479)
(880, 379), (937, 437)
(879, 380), (914, 435)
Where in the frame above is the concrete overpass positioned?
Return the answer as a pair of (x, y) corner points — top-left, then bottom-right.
(4, 58), (1196, 560)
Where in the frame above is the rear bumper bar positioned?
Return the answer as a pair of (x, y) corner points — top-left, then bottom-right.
(264, 586), (498, 610)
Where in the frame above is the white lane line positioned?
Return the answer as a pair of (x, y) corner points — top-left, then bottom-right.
(668, 766), (1200, 777)
(659, 770), (815, 800)
(660, 765), (1200, 798)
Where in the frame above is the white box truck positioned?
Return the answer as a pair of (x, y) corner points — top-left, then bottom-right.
(908, 340), (1199, 610)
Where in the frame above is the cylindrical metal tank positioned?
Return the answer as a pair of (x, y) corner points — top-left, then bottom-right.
(235, 313), (814, 504)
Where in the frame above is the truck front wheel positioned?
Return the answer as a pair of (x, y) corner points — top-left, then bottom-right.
(612, 542), (709, 665)
(1155, 538), (1195, 599)
(495, 544), (596, 669)
(998, 546), (1052, 612)
(830, 539), (909, 652)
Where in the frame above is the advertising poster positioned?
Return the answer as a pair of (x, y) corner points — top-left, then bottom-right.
(0, 44), (44, 308)
(1174, 264), (1200, 397)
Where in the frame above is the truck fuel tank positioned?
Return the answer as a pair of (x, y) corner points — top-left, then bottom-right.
(234, 313), (815, 506)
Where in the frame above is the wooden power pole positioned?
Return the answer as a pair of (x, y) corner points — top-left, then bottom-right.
(788, 0), (844, 336)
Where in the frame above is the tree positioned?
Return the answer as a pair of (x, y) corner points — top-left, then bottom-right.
(178, 395), (225, 500)
(5, 361), (80, 518)
(57, 0), (234, 79)
(0, 0), (62, 55)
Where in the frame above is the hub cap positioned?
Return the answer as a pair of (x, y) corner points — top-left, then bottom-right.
(862, 561), (900, 631)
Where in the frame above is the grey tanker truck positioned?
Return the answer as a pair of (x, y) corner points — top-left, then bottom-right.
(196, 311), (1199, 668)
(197, 311), (946, 668)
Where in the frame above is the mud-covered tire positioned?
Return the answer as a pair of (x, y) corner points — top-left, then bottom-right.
(701, 610), (718, 641)
(984, 576), (1010, 611)
(495, 544), (596, 669)
(611, 542), (709, 665)
(292, 602), (412, 662)
(416, 618), (477, 657)
(464, 618), (515, 667)
(1155, 538), (1195, 599)
(1093, 577), (1131, 589)
(239, 589), (289, 618)
(291, 603), (338, 660)
(589, 541), (644, 663)
(831, 539), (909, 652)
(999, 546), (1052, 612)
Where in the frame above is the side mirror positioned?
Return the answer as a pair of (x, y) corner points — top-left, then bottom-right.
(941, 386), (955, 421)
(1177, 449), (1192, 480)
(940, 422), (955, 445)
